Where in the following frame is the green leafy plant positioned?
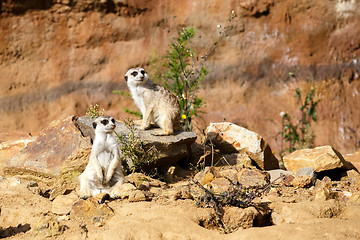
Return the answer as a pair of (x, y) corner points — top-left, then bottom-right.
(160, 27), (208, 131)
(116, 119), (160, 173)
(86, 104), (105, 119)
(279, 86), (320, 157)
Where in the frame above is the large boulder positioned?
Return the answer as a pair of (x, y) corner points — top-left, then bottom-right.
(205, 122), (279, 170)
(76, 116), (197, 169)
(3, 116), (91, 185)
(283, 145), (346, 173)
(0, 132), (36, 173)
(343, 150), (360, 171)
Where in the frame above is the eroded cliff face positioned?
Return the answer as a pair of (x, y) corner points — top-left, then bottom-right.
(0, 0), (359, 154)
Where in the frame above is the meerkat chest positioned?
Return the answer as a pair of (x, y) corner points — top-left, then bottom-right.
(131, 86), (152, 113)
(93, 139), (117, 167)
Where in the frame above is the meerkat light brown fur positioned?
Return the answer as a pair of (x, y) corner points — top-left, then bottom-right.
(79, 116), (125, 199)
(125, 67), (181, 135)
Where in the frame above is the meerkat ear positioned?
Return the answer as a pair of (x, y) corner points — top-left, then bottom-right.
(124, 76), (128, 82)
(92, 122), (97, 129)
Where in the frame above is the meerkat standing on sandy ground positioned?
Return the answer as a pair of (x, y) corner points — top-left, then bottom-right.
(79, 116), (125, 199)
(124, 67), (181, 136)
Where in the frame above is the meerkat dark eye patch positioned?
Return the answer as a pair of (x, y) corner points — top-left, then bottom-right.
(111, 118), (115, 124)
(101, 119), (109, 125)
(92, 122), (97, 129)
(124, 76), (128, 81)
(141, 70), (146, 75)
(131, 71), (138, 77)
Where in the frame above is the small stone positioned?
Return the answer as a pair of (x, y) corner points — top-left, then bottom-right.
(346, 169), (360, 186)
(117, 183), (137, 199)
(222, 152), (253, 168)
(210, 177), (231, 194)
(338, 191), (352, 202)
(222, 206), (259, 229)
(296, 167), (315, 178)
(267, 169), (294, 183)
(237, 168), (270, 187)
(128, 190), (146, 202)
(138, 181), (150, 191)
(52, 192), (79, 215)
(71, 198), (114, 222)
(283, 175), (295, 186)
(193, 167), (219, 186)
(292, 175), (313, 188)
(313, 186), (331, 201)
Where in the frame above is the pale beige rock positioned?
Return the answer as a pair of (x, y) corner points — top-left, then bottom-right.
(210, 177), (231, 194)
(313, 186), (331, 201)
(271, 200), (342, 225)
(343, 151), (360, 171)
(71, 198), (114, 222)
(222, 206), (259, 229)
(117, 183), (137, 199)
(0, 132), (36, 172)
(292, 175), (313, 188)
(128, 190), (146, 202)
(283, 145), (346, 173)
(236, 168), (270, 187)
(222, 152), (253, 168)
(51, 192), (79, 215)
(206, 122), (279, 170)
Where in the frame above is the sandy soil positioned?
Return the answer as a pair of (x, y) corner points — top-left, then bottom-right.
(1, 175), (360, 240)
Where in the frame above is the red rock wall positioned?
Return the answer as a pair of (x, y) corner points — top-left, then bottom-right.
(0, 0), (359, 154)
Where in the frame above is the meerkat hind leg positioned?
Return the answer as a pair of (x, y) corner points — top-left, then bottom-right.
(109, 180), (125, 199)
(152, 118), (174, 136)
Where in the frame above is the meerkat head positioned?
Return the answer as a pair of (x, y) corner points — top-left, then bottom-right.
(124, 67), (148, 86)
(92, 116), (116, 133)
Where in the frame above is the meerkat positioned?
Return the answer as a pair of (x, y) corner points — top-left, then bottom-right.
(79, 116), (125, 199)
(124, 67), (181, 135)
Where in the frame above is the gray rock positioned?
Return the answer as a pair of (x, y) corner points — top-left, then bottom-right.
(296, 167), (316, 185)
(296, 167), (315, 178)
(76, 116), (197, 169)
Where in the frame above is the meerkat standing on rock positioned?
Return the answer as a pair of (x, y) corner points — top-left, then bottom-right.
(125, 67), (181, 135)
(79, 116), (125, 199)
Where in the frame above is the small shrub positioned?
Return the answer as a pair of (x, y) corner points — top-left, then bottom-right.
(86, 104), (105, 119)
(279, 86), (320, 157)
(116, 119), (160, 173)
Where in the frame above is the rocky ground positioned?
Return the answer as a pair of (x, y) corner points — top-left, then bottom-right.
(1, 117), (360, 239)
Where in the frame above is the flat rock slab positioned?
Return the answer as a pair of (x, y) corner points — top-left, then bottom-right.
(283, 145), (346, 173)
(76, 116), (197, 168)
(206, 122), (279, 170)
(3, 116), (91, 183)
